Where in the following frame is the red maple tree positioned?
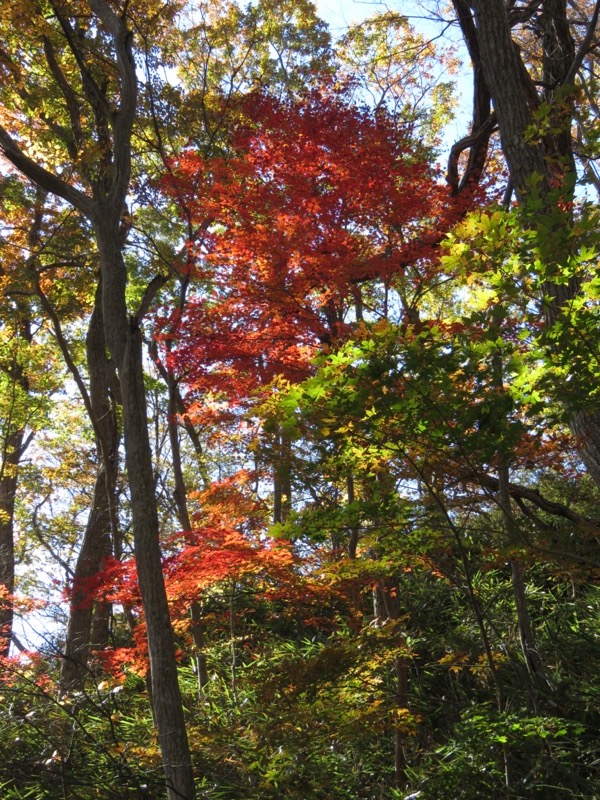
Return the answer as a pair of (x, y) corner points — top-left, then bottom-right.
(159, 86), (458, 418)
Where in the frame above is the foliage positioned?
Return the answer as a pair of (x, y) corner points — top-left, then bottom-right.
(0, 2), (599, 799)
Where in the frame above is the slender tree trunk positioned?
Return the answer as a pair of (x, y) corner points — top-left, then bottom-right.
(347, 474), (359, 560)
(0, 429), (24, 657)
(498, 467), (544, 679)
(61, 288), (120, 690)
(373, 579), (408, 790)
(511, 559), (542, 676)
(273, 426), (292, 524)
(61, 466), (113, 688)
(165, 364), (209, 699)
(94, 210), (195, 799)
(121, 323), (194, 800)
(0, 306), (33, 658)
(394, 653), (409, 790)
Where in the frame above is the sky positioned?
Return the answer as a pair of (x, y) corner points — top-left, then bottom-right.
(314, 0), (473, 156)
(315, 0), (386, 29)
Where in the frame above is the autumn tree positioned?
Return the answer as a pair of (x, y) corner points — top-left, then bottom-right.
(0, 1), (195, 795)
(336, 11), (457, 144)
(0, 175), (124, 687)
(160, 85), (453, 479)
(1, 3), (599, 799)
(159, 82), (472, 790)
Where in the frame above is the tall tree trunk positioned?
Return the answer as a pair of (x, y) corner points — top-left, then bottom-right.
(373, 579), (408, 790)
(498, 466), (544, 683)
(0, 428), (25, 657)
(470, 0), (550, 199)
(347, 474), (359, 560)
(96, 213), (195, 800)
(467, 0), (600, 491)
(273, 426), (292, 524)
(0, 306), (33, 658)
(60, 466), (113, 687)
(61, 288), (120, 690)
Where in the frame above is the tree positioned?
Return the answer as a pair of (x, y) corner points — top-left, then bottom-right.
(336, 11), (457, 144)
(162, 85), (452, 400)
(0, 4), (599, 798)
(160, 83), (482, 790)
(450, 0), (600, 488)
(58, 278), (121, 690)
(0, 1), (194, 795)
(0, 183), (46, 657)
(0, 178), (124, 688)
(159, 84), (454, 536)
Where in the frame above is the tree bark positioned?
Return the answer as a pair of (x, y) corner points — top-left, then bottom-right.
(347, 474), (359, 560)
(373, 579), (408, 790)
(466, 0), (600, 491)
(96, 212), (195, 799)
(60, 466), (113, 687)
(449, 0), (494, 193)
(273, 426), (292, 524)
(61, 288), (120, 690)
(0, 428), (24, 657)
(470, 0), (550, 200)
(0, 306), (33, 658)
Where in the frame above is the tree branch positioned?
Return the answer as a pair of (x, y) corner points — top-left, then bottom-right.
(564, 0), (600, 86)
(0, 125), (94, 218)
(135, 274), (169, 322)
(471, 472), (600, 531)
(86, 0), (137, 205)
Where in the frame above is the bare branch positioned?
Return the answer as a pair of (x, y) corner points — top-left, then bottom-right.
(564, 0), (600, 85)
(471, 472), (600, 531)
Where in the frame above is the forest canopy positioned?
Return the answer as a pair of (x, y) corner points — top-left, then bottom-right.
(0, 1), (599, 798)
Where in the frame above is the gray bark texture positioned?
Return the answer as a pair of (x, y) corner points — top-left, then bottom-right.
(470, 0), (550, 199)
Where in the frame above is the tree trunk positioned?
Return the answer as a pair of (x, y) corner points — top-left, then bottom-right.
(0, 428), (24, 657)
(468, 0), (600, 492)
(0, 306), (33, 658)
(119, 318), (194, 800)
(60, 466), (113, 688)
(61, 289), (120, 690)
(94, 213), (194, 798)
(470, 0), (549, 200)
(347, 474), (359, 559)
(498, 465), (544, 682)
(373, 579), (408, 790)
(273, 426), (292, 524)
